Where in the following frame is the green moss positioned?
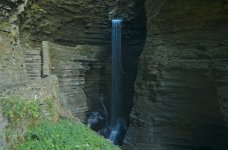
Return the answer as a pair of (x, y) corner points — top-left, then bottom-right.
(25, 3), (44, 19)
(16, 119), (120, 150)
(31, 4), (47, 13)
(0, 22), (11, 31)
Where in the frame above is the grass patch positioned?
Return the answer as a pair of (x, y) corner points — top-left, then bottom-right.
(16, 119), (119, 150)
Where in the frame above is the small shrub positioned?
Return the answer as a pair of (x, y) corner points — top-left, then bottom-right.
(0, 97), (57, 149)
(1, 97), (41, 125)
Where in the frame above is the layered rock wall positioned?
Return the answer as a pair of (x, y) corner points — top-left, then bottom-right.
(19, 0), (113, 46)
(23, 49), (42, 80)
(0, 0), (33, 87)
(43, 42), (108, 120)
(124, 0), (228, 149)
(0, 33), (27, 87)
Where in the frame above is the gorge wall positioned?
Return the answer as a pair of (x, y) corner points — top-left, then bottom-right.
(43, 41), (109, 120)
(0, 0), (29, 87)
(0, 33), (27, 86)
(1, 0), (228, 149)
(124, 0), (228, 150)
(19, 0), (113, 46)
(17, 0), (146, 123)
(17, 0), (146, 122)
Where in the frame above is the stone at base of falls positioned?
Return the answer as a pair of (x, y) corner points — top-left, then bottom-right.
(86, 112), (106, 131)
(109, 129), (119, 144)
(108, 119), (127, 145)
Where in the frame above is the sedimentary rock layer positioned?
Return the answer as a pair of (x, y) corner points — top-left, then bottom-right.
(124, 0), (228, 149)
(44, 42), (108, 120)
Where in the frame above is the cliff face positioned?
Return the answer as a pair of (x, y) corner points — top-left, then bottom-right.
(0, 0), (146, 124)
(19, 0), (112, 46)
(0, 0), (29, 87)
(124, 0), (228, 149)
(0, 33), (27, 87)
(17, 0), (146, 121)
(43, 41), (108, 120)
(2, 0), (228, 149)
(19, 0), (146, 46)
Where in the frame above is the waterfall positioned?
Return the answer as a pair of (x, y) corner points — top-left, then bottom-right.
(109, 19), (122, 143)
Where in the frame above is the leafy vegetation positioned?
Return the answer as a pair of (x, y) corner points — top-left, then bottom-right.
(0, 97), (57, 149)
(16, 119), (119, 150)
(0, 22), (10, 31)
(0, 97), (118, 150)
(1, 97), (41, 125)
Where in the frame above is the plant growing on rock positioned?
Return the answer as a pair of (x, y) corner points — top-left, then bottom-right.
(1, 97), (41, 125)
(0, 96), (58, 149)
(0, 97), (41, 149)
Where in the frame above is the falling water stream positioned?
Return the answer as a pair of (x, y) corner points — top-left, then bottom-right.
(109, 19), (122, 144)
